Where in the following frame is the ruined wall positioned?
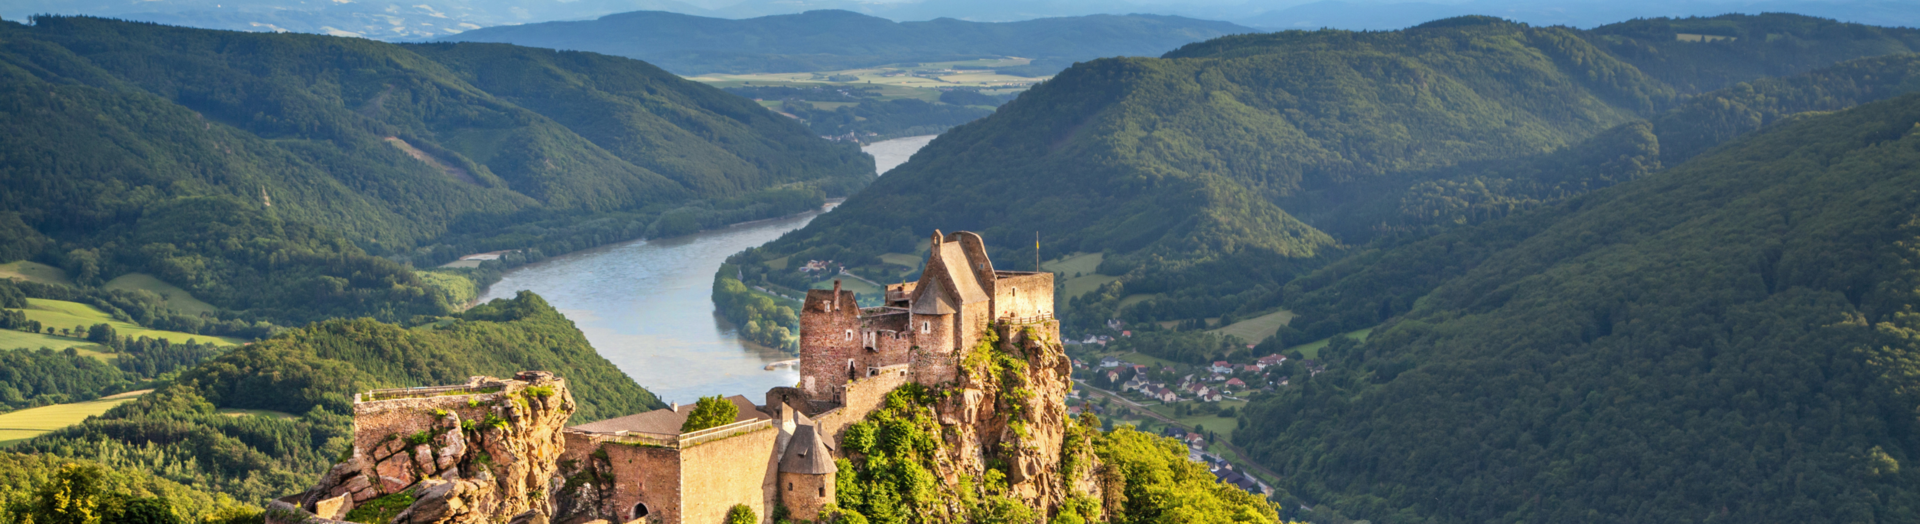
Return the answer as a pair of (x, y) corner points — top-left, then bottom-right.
(554, 433), (684, 524)
(812, 366), (910, 446)
(302, 373), (576, 524)
(678, 427), (780, 524)
(991, 273), (1054, 320)
(951, 232), (997, 285)
(798, 288), (860, 400)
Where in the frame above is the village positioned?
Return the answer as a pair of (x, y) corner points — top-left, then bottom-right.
(1054, 335), (1338, 499)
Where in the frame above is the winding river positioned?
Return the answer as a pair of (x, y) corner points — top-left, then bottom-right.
(476, 135), (934, 404)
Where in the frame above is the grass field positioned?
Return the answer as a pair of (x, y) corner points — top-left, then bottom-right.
(0, 330), (114, 359)
(0, 261), (73, 287)
(0, 390), (147, 446)
(1287, 327), (1376, 359)
(1209, 309), (1296, 344)
(879, 253), (923, 269)
(13, 298), (244, 347)
(1118, 293), (1162, 309)
(1042, 253), (1121, 300)
(102, 273), (219, 316)
(690, 58), (1043, 105)
(812, 277), (884, 298)
(1147, 399), (1247, 440)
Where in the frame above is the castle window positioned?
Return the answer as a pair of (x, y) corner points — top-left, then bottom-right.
(1012, 287), (1018, 296)
(845, 329), (854, 341)
(632, 503), (650, 519)
(820, 486), (826, 497)
(922, 321), (930, 334)
(788, 482), (794, 491)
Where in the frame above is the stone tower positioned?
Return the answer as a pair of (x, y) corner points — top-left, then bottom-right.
(798, 280), (860, 399)
(778, 424), (837, 520)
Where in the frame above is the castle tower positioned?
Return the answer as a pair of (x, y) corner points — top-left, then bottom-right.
(798, 280), (860, 399)
(778, 424), (837, 520)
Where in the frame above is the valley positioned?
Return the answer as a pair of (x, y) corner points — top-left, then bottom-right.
(2, 5), (1920, 524)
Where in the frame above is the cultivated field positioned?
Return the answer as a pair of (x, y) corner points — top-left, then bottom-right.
(0, 390), (147, 445)
(0, 261), (74, 287)
(1209, 309), (1297, 345)
(1289, 328), (1375, 359)
(13, 298), (243, 347)
(102, 273), (220, 316)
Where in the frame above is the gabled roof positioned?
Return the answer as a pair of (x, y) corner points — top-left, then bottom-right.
(911, 277), (958, 315)
(779, 424), (837, 475)
(910, 239), (989, 314)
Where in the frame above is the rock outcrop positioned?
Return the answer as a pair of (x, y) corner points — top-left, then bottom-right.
(280, 372), (577, 524)
(937, 321), (1102, 515)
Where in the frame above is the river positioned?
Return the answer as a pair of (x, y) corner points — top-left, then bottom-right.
(475, 135), (933, 404)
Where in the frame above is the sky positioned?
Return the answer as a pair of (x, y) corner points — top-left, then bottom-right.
(5, 0), (1912, 41)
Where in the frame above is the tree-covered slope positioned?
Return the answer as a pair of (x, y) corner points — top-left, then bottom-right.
(1238, 91), (1920, 523)
(19, 291), (661, 504)
(438, 10), (1257, 76)
(739, 14), (1920, 334)
(0, 16), (870, 323)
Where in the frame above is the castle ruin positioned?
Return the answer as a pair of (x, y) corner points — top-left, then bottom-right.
(273, 231), (1080, 524)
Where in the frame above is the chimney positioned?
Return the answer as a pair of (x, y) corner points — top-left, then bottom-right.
(833, 280), (842, 311)
(671, 402), (680, 412)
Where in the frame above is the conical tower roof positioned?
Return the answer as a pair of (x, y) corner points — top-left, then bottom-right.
(779, 424), (837, 475)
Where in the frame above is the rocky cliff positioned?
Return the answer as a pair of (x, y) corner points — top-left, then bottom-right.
(275, 372), (577, 524)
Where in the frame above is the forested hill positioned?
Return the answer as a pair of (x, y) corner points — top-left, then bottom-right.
(740, 13), (1920, 333)
(20, 291), (663, 505)
(438, 10), (1256, 76)
(1237, 89), (1920, 523)
(0, 16), (870, 323)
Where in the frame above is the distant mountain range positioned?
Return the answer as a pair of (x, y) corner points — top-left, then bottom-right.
(8, 0), (1916, 45)
(438, 10), (1256, 75)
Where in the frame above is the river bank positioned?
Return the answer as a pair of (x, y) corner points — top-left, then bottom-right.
(465, 135), (935, 403)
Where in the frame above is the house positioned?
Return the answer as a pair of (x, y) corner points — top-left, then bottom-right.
(1225, 378), (1247, 388)
(1209, 373), (1226, 382)
(1256, 354), (1287, 369)
(1099, 356), (1122, 368)
(1210, 361), (1233, 374)
(1105, 369), (1124, 383)
(1150, 387), (1178, 403)
(1202, 391), (1223, 402)
(1184, 433), (1206, 446)
(1123, 376), (1150, 392)
(1106, 319), (1125, 330)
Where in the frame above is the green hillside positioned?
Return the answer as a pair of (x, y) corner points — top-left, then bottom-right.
(439, 10), (1256, 76)
(0, 16), (870, 323)
(1237, 91), (1920, 523)
(738, 14), (1920, 337)
(19, 291), (661, 504)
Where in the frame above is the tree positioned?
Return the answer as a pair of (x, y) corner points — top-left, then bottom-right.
(681, 395), (739, 433)
(726, 504), (756, 524)
(86, 324), (117, 344)
(113, 498), (185, 524)
(29, 463), (107, 524)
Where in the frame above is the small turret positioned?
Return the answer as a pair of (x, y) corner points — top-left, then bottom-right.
(778, 424), (837, 519)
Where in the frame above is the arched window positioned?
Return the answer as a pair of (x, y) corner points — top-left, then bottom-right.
(632, 503), (650, 519)
(845, 329), (854, 341)
(922, 321), (931, 334)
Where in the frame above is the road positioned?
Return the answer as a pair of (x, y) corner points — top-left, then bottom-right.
(1073, 379), (1287, 491)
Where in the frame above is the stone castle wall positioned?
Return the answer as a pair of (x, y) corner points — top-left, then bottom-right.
(798, 288), (860, 400)
(678, 426), (780, 524)
(812, 365), (910, 446)
(991, 273), (1054, 320)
